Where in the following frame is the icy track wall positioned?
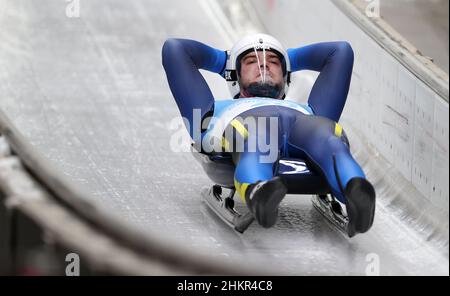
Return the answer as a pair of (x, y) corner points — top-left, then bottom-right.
(229, 0), (449, 250)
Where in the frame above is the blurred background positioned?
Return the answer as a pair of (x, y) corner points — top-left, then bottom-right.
(381, 0), (448, 73)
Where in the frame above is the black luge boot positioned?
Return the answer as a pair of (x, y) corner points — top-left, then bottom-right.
(245, 176), (288, 228)
(344, 177), (376, 237)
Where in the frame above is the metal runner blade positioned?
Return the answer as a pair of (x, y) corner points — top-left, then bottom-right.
(311, 195), (349, 237)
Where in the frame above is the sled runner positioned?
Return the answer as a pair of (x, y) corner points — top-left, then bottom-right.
(195, 151), (350, 235)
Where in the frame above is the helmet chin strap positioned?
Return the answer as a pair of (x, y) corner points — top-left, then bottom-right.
(263, 46), (267, 84)
(252, 41), (267, 84)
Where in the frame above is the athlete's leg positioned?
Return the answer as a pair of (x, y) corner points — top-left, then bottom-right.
(287, 114), (375, 235)
(228, 114), (287, 228)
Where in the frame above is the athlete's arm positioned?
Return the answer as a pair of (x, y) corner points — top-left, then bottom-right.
(162, 38), (226, 137)
(287, 42), (354, 122)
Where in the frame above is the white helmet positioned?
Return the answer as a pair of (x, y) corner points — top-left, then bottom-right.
(224, 33), (291, 99)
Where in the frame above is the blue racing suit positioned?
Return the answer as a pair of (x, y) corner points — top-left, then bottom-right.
(162, 38), (365, 203)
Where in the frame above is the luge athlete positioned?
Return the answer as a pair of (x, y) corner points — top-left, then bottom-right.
(162, 34), (375, 237)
